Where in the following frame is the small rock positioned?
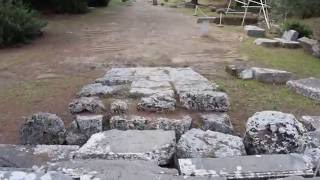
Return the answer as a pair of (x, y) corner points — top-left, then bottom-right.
(110, 99), (129, 115)
(252, 67), (292, 84)
(77, 83), (124, 97)
(20, 112), (66, 145)
(200, 113), (234, 134)
(300, 116), (320, 131)
(254, 38), (280, 47)
(287, 78), (320, 102)
(282, 30), (299, 41)
(68, 97), (105, 114)
(176, 129), (246, 158)
(137, 94), (176, 112)
(243, 111), (306, 155)
(180, 91), (230, 112)
(244, 25), (265, 38)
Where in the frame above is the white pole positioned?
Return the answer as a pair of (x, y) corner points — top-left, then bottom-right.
(241, 0), (250, 26)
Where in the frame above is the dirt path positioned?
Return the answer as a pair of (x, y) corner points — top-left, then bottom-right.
(0, 0), (241, 144)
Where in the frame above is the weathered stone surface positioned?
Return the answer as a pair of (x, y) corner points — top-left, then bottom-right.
(274, 38), (301, 49)
(254, 38), (280, 47)
(178, 154), (314, 178)
(275, 176), (320, 180)
(312, 42), (320, 58)
(66, 115), (104, 145)
(244, 111), (306, 155)
(109, 115), (192, 139)
(298, 37), (318, 54)
(137, 94), (176, 112)
(282, 30), (299, 41)
(0, 170), (73, 180)
(68, 96), (105, 114)
(20, 112), (66, 145)
(200, 113), (234, 134)
(110, 99), (129, 115)
(77, 83), (124, 97)
(304, 148), (320, 170)
(287, 78), (320, 102)
(244, 25), (265, 38)
(180, 91), (230, 112)
(95, 68), (136, 85)
(300, 116), (320, 131)
(0, 144), (78, 168)
(48, 159), (226, 180)
(225, 65), (253, 80)
(129, 87), (175, 97)
(177, 129), (246, 158)
(252, 67), (292, 84)
(305, 130), (320, 148)
(197, 17), (216, 24)
(75, 130), (176, 166)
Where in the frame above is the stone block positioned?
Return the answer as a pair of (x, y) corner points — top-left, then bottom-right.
(282, 30), (299, 41)
(225, 65), (253, 80)
(77, 83), (125, 97)
(287, 78), (320, 102)
(68, 96), (105, 114)
(137, 94), (176, 112)
(244, 25), (265, 38)
(254, 38), (280, 47)
(200, 113), (233, 134)
(274, 38), (301, 49)
(298, 37), (318, 54)
(300, 116), (320, 132)
(110, 99), (129, 115)
(252, 67), (292, 84)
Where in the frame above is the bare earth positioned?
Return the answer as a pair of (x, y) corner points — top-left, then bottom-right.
(0, 0), (242, 144)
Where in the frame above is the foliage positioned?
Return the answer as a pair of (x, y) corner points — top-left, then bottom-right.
(88, 0), (111, 7)
(271, 0), (320, 19)
(23, 0), (88, 13)
(283, 21), (313, 38)
(0, 0), (47, 47)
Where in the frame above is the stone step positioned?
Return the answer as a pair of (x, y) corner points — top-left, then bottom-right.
(287, 78), (320, 102)
(178, 154), (313, 179)
(74, 130), (176, 166)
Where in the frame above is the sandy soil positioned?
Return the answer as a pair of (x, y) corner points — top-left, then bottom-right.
(0, 0), (242, 144)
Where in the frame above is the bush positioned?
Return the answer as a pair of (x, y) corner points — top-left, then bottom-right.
(0, 0), (47, 47)
(272, 0), (320, 19)
(283, 21), (313, 38)
(23, 0), (88, 13)
(88, 0), (111, 7)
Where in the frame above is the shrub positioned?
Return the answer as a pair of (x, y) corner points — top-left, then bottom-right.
(283, 21), (313, 38)
(88, 0), (111, 7)
(272, 0), (320, 19)
(0, 0), (47, 47)
(23, 0), (88, 13)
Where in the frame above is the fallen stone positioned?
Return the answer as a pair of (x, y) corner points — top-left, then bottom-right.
(178, 154), (314, 178)
(244, 111), (306, 155)
(251, 67), (293, 84)
(300, 116), (320, 131)
(239, 68), (254, 80)
(180, 91), (230, 112)
(200, 113), (234, 134)
(109, 115), (192, 139)
(225, 65), (253, 80)
(20, 112), (66, 145)
(110, 99), (129, 115)
(0, 144), (78, 168)
(176, 129), (246, 158)
(0, 170), (73, 180)
(137, 94), (176, 112)
(282, 30), (299, 41)
(77, 83), (124, 97)
(68, 96), (105, 114)
(312, 42), (320, 58)
(244, 25), (265, 38)
(197, 17), (217, 24)
(65, 131), (88, 146)
(298, 37), (318, 54)
(75, 130), (176, 166)
(254, 38), (280, 47)
(274, 38), (301, 49)
(287, 78), (320, 102)
(48, 159), (226, 180)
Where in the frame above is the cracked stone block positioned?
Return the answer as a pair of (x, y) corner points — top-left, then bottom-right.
(110, 115), (149, 130)
(177, 129), (246, 158)
(244, 111), (306, 155)
(274, 38), (301, 49)
(20, 112), (66, 145)
(254, 38), (280, 47)
(305, 130), (320, 149)
(47, 159), (226, 180)
(137, 94), (176, 112)
(178, 154), (314, 178)
(0, 144), (78, 168)
(0, 170), (73, 180)
(95, 68), (136, 85)
(300, 116), (320, 131)
(287, 78), (320, 102)
(77, 83), (125, 97)
(110, 99), (129, 115)
(282, 30), (299, 41)
(200, 113), (234, 134)
(304, 148), (320, 170)
(74, 130), (176, 166)
(68, 96), (105, 114)
(244, 25), (265, 37)
(252, 67), (293, 84)
(179, 91), (230, 112)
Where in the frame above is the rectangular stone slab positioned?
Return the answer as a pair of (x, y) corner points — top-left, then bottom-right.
(287, 78), (320, 102)
(244, 25), (265, 38)
(252, 67), (292, 84)
(178, 154), (313, 179)
(75, 130), (176, 166)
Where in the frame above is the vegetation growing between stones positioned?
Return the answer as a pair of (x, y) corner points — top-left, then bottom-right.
(283, 21), (313, 38)
(0, 0), (47, 47)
